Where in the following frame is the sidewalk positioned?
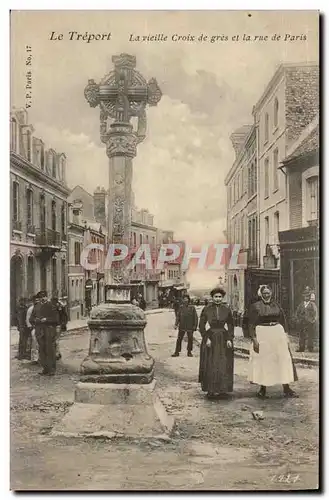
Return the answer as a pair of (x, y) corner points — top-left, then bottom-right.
(10, 308), (165, 345)
(193, 329), (319, 367)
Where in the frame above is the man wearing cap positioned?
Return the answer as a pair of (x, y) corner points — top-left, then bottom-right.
(172, 295), (198, 357)
(295, 286), (318, 352)
(30, 291), (60, 376)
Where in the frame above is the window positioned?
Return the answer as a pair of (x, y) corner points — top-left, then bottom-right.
(61, 203), (66, 240)
(41, 265), (47, 291)
(248, 219), (252, 251)
(254, 162), (257, 193)
(274, 211), (280, 242)
(51, 200), (56, 231)
(26, 130), (32, 161)
(12, 181), (19, 221)
(61, 259), (66, 295)
(152, 236), (155, 248)
(133, 232), (137, 247)
(10, 118), (17, 151)
(264, 158), (269, 198)
(240, 172), (243, 198)
(139, 234), (143, 245)
(240, 216), (244, 248)
(52, 258), (57, 293)
(274, 98), (279, 129)
(252, 217), (257, 262)
(27, 256), (34, 297)
(273, 148), (279, 191)
(52, 154), (57, 178)
(264, 216), (269, 246)
(74, 241), (81, 265)
(248, 166), (252, 198)
(264, 113), (269, 143)
(27, 189), (33, 228)
(307, 176), (319, 221)
(40, 194), (46, 231)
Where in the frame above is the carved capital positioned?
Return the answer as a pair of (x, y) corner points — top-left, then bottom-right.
(106, 133), (137, 158)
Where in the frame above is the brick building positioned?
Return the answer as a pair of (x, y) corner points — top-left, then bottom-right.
(253, 62), (319, 274)
(279, 116), (319, 321)
(10, 108), (69, 324)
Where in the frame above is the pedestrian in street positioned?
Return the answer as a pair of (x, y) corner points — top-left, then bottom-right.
(30, 291), (59, 376)
(248, 285), (298, 399)
(26, 296), (37, 362)
(171, 295), (198, 358)
(198, 287), (234, 399)
(51, 292), (68, 360)
(295, 286), (318, 353)
(138, 293), (146, 311)
(16, 297), (30, 360)
(173, 296), (181, 321)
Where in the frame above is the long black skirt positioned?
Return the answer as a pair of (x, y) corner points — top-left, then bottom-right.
(198, 329), (234, 394)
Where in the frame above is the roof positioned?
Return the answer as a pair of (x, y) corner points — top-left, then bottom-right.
(283, 117), (319, 165)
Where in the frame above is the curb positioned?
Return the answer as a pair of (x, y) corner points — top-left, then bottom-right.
(193, 335), (319, 367)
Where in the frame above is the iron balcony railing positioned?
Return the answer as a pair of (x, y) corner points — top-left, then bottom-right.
(35, 228), (61, 248)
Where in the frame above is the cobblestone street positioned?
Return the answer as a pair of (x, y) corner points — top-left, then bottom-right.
(11, 310), (319, 491)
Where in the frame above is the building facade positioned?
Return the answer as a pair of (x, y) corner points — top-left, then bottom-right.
(10, 108), (69, 325)
(253, 62), (319, 272)
(225, 125), (258, 315)
(67, 188), (107, 318)
(67, 200), (85, 321)
(279, 116), (319, 322)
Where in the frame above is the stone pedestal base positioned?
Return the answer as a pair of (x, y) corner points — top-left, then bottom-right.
(51, 380), (175, 440)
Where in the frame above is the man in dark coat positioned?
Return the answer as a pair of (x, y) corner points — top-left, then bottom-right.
(295, 286), (318, 352)
(30, 291), (59, 376)
(137, 293), (146, 311)
(172, 295), (198, 357)
(51, 292), (68, 360)
(16, 297), (30, 360)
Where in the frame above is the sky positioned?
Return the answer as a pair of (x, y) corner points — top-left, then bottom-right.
(11, 10), (318, 288)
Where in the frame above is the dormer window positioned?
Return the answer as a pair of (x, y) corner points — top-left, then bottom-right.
(40, 144), (45, 170)
(26, 130), (32, 161)
(265, 113), (269, 143)
(274, 97), (279, 128)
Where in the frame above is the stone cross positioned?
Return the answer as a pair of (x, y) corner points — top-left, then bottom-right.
(84, 54), (162, 285)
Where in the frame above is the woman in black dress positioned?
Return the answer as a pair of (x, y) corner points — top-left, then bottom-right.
(198, 287), (234, 399)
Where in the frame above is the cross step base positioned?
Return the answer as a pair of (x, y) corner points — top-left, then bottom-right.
(51, 380), (175, 440)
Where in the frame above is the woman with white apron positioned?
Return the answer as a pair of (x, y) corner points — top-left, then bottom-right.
(248, 285), (298, 399)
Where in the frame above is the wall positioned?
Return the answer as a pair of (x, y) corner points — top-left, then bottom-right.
(285, 66), (319, 146)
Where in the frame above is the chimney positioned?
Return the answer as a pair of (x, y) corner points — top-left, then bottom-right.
(72, 200), (83, 226)
(93, 186), (106, 227)
(230, 125), (253, 156)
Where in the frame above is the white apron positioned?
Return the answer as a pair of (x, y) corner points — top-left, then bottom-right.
(248, 323), (294, 386)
